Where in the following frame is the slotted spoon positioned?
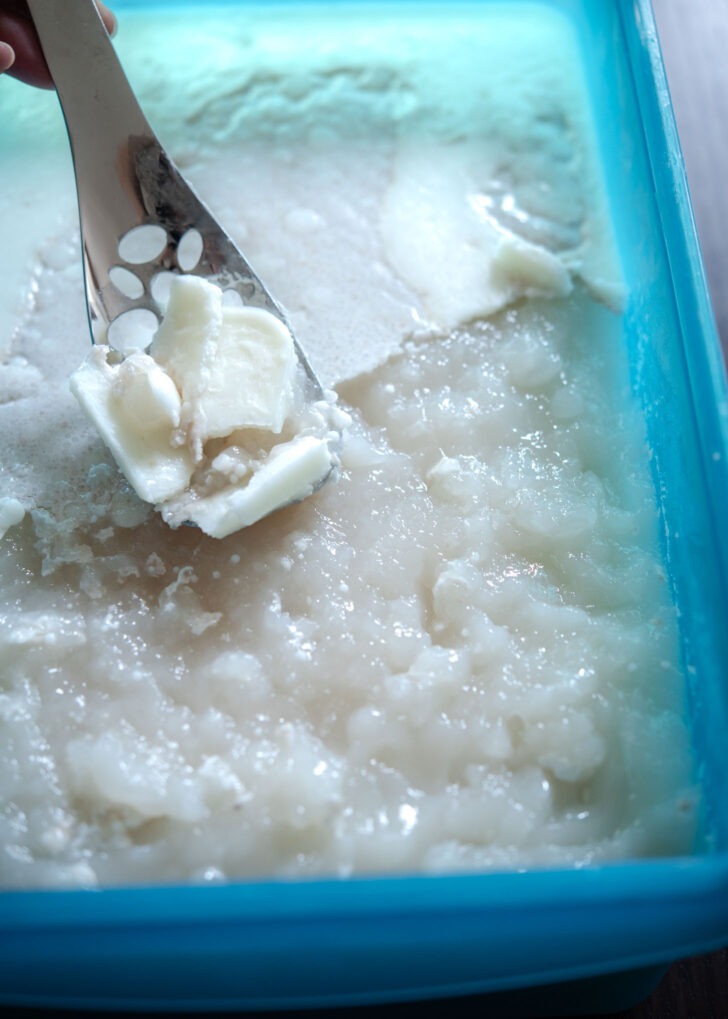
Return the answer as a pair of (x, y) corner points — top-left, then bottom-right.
(27, 0), (325, 404)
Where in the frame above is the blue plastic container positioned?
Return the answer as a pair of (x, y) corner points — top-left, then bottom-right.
(1, 0), (727, 1012)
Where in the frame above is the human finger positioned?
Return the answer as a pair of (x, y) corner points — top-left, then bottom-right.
(0, 7), (53, 87)
(0, 39), (15, 75)
(97, 2), (117, 38)
(0, 2), (116, 90)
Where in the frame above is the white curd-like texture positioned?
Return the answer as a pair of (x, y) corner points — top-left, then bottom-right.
(0, 4), (697, 887)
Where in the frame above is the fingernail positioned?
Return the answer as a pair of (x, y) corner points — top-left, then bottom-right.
(0, 41), (16, 73)
(98, 3), (118, 38)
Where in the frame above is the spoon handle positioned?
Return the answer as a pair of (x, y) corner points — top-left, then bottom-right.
(27, 0), (164, 332)
(27, 0), (156, 230)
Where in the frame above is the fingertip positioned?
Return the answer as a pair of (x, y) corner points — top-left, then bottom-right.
(97, 3), (117, 39)
(0, 39), (15, 74)
(0, 13), (53, 89)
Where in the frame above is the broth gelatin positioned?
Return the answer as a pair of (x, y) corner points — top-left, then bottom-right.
(0, 4), (697, 888)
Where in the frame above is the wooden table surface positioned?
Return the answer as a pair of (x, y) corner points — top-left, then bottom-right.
(4, 2), (727, 1018)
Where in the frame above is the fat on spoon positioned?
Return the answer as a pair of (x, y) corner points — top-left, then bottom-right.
(26, 0), (342, 535)
(27, 0), (326, 398)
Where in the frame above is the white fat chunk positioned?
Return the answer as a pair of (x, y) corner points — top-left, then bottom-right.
(113, 352), (182, 431)
(197, 305), (296, 437)
(492, 234), (573, 297)
(151, 276), (296, 439)
(70, 348), (194, 504)
(0, 497), (25, 538)
(70, 277), (340, 536)
(163, 434), (334, 538)
(149, 274), (222, 402)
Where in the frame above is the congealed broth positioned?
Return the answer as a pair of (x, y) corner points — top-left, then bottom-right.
(0, 5), (697, 887)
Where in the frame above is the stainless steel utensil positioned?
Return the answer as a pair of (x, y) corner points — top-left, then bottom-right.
(27, 0), (325, 404)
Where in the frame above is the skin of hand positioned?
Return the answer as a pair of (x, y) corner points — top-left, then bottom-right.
(0, 0), (116, 88)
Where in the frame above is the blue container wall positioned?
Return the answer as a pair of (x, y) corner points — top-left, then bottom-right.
(615, 0), (728, 852)
(528, 0), (728, 852)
